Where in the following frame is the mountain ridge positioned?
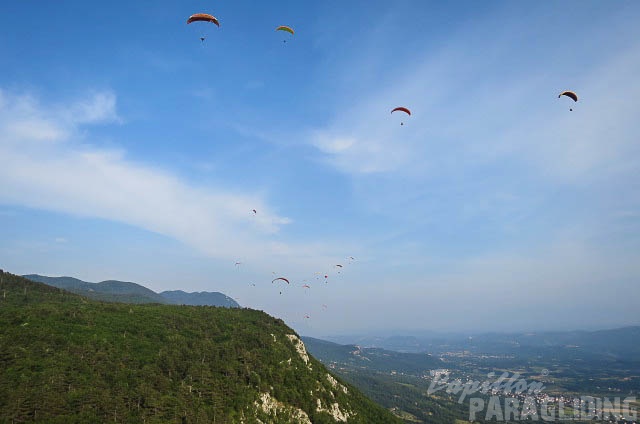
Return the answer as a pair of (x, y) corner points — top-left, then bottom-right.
(22, 274), (239, 308)
(161, 289), (239, 308)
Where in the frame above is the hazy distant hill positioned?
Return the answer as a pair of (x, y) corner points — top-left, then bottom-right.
(302, 336), (443, 375)
(0, 271), (400, 423)
(328, 327), (640, 362)
(160, 290), (239, 308)
(22, 274), (240, 308)
(23, 274), (167, 304)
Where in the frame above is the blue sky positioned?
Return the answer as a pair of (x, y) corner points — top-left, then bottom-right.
(1, 1), (639, 337)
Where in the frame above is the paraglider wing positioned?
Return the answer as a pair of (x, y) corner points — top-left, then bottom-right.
(187, 13), (220, 26)
(391, 107), (411, 115)
(335, 264), (343, 268)
(276, 25), (294, 35)
(302, 284), (311, 289)
(272, 277), (290, 285)
(558, 91), (578, 102)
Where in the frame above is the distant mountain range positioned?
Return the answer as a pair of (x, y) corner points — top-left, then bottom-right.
(22, 274), (240, 308)
(325, 326), (640, 362)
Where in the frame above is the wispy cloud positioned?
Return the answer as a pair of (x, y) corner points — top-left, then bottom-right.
(303, 5), (640, 254)
(0, 88), (308, 266)
(307, 11), (640, 185)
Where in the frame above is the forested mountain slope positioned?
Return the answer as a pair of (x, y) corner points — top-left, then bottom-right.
(0, 271), (400, 423)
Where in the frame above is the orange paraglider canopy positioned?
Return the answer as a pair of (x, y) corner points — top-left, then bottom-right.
(187, 13), (220, 26)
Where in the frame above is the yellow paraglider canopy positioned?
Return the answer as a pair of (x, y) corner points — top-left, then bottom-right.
(276, 25), (294, 35)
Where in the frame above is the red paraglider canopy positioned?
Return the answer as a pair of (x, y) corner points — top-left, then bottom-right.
(272, 277), (290, 284)
(391, 107), (411, 115)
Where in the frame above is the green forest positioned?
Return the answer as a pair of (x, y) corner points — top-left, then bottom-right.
(0, 271), (400, 423)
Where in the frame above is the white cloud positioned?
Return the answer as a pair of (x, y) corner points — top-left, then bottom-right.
(65, 91), (120, 125)
(0, 88), (305, 266)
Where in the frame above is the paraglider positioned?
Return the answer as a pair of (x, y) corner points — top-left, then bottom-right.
(276, 25), (294, 43)
(391, 107), (411, 125)
(558, 91), (578, 111)
(272, 277), (289, 295)
(187, 13), (219, 42)
(302, 284), (311, 289)
(252, 209), (257, 214)
(304, 314), (310, 319)
(335, 264), (343, 268)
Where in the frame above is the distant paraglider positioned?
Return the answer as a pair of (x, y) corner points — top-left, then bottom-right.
(391, 107), (411, 125)
(187, 13), (219, 42)
(558, 91), (578, 111)
(276, 25), (294, 43)
(272, 277), (289, 295)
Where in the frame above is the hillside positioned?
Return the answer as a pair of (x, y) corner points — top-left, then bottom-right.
(303, 337), (462, 423)
(302, 337), (443, 374)
(0, 271), (400, 423)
